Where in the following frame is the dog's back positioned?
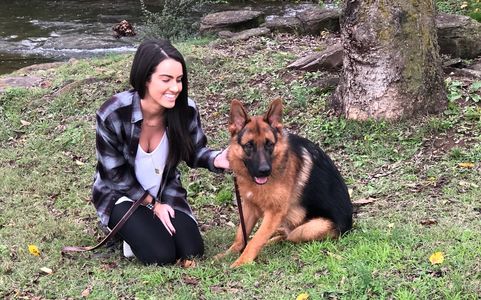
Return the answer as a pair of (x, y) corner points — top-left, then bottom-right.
(288, 134), (353, 234)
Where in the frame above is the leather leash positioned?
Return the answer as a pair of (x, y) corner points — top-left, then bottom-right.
(61, 193), (148, 253)
(233, 176), (248, 252)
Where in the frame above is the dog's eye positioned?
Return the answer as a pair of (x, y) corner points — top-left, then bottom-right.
(265, 140), (275, 153)
(242, 141), (254, 155)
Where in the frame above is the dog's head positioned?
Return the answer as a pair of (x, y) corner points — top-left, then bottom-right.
(228, 99), (284, 185)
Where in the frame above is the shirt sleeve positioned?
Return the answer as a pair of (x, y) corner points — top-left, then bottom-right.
(95, 113), (147, 202)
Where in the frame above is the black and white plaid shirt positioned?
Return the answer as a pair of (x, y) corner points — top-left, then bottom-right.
(92, 90), (222, 226)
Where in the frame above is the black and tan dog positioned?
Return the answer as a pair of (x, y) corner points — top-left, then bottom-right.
(217, 99), (352, 267)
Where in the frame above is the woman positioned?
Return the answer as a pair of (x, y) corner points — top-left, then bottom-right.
(92, 39), (229, 265)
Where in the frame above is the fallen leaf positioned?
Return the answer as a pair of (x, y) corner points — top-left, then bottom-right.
(28, 245), (41, 256)
(75, 160), (85, 166)
(20, 120), (31, 126)
(429, 252), (445, 265)
(177, 259), (197, 268)
(352, 198), (375, 206)
(182, 275), (199, 286)
(81, 286), (91, 297)
(296, 292), (309, 300)
(420, 218), (438, 226)
(40, 267), (53, 274)
(458, 162), (474, 168)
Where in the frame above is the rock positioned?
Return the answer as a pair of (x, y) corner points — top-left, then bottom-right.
(200, 10), (265, 34)
(0, 76), (45, 93)
(469, 62), (481, 71)
(287, 43), (343, 71)
(112, 20), (136, 39)
(217, 30), (235, 38)
(15, 62), (65, 74)
(436, 13), (481, 59)
(265, 17), (303, 33)
(296, 7), (341, 34)
(229, 27), (271, 42)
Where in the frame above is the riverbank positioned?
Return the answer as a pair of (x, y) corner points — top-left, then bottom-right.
(1, 34), (480, 299)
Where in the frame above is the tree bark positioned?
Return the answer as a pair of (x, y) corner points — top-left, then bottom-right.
(332, 0), (447, 120)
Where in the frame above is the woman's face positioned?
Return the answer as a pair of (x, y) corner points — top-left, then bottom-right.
(144, 58), (183, 109)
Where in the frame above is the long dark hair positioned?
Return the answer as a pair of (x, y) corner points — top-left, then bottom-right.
(130, 39), (194, 168)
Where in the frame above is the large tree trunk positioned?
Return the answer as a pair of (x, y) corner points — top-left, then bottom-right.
(332, 0), (447, 120)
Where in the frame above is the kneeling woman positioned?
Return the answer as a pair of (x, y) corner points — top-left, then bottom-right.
(92, 39), (229, 265)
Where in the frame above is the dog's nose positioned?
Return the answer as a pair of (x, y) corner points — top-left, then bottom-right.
(258, 163), (271, 177)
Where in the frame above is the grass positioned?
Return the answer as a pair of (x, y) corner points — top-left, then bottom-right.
(1, 34), (480, 299)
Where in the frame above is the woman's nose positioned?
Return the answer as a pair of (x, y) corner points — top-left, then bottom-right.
(170, 82), (181, 92)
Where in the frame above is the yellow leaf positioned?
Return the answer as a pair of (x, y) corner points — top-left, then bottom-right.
(28, 244), (41, 256)
(429, 252), (444, 265)
(458, 162), (475, 168)
(296, 292), (309, 300)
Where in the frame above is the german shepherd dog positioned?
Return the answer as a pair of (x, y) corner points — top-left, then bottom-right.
(217, 99), (352, 267)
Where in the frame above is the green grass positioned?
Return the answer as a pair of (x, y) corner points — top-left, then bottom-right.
(1, 35), (480, 299)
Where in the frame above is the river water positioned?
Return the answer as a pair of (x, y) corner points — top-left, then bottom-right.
(0, 0), (145, 75)
(0, 1), (324, 75)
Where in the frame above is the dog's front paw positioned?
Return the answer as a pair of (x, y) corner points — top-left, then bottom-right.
(230, 257), (254, 268)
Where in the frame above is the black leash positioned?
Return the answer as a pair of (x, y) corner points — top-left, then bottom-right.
(233, 176), (248, 252)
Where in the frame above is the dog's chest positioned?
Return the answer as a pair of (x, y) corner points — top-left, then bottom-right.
(239, 182), (292, 210)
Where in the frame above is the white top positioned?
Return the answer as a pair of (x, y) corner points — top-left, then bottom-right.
(134, 133), (169, 199)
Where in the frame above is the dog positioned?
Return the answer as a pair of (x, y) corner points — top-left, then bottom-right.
(217, 99), (353, 267)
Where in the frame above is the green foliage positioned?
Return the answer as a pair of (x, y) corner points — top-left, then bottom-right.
(436, 0), (481, 21)
(445, 77), (481, 103)
(139, 0), (208, 41)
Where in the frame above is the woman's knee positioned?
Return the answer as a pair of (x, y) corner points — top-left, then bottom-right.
(138, 249), (177, 266)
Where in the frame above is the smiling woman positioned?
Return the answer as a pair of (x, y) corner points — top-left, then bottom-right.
(91, 39), (230, 265)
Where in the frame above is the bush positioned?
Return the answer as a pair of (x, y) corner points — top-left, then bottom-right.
(139, 0), (208, 41)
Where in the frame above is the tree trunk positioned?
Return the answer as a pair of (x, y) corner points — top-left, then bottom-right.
(331, 0), (447, 120)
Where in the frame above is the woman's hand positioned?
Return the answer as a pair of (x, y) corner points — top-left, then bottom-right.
(214, 147), (230, 169)
(152, 202), (176, 236)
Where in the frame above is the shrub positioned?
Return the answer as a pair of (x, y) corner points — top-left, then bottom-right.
(139, 0), (208, 41)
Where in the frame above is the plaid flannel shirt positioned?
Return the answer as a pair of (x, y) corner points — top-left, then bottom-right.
(92, 90), (222, 226)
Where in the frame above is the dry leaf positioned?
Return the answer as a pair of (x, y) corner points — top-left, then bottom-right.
(429, 252), (445, 265)
(296, 292), (309, 300)
(28, 245), (41, 256)
(420, 218), (438, 226)
(20, 120), (31, 126)
(352, 198), (375, 206)
(75, 160), (85, 166)
(81, 286), (91, 297)
(182, 275), (199, 286)
(458, 162), (475, 168)
(40, 267), (53, 274)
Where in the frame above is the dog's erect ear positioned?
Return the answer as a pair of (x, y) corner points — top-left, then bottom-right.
(264, 98), (283, 131)
(229, 99), (250, 135)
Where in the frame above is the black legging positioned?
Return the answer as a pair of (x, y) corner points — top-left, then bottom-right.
(108, 202), (204, 265)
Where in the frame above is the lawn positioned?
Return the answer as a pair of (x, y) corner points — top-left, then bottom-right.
(0, 34), (480, 299)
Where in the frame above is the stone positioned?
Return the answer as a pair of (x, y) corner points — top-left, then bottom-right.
(200, 10), (265, 34)
(229, 27), (271, 42)
(0, 76), (45, 93)
(287, 43), (343, 71)
(265, 17), (303, 34)
(296, 7), (341, 34)
(436, 13), (481, 59)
